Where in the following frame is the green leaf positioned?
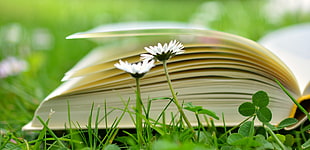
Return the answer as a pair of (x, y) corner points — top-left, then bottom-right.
(104, 144), (121, 150)
(227, 133), (261, 147)
(238, 121), (254, 137)
(257, 107), (272, 123)
(238, 102), (255, 117)
(184, 102), (219, 119)
(227, 133), (244, 145)
(265, 122), (279, 131)
(197, 132), (213, 144)
(152, 139), (178, 150)
(220, 146), (242, 150)
(184, 102), (202, 113)
(252, 91), (269, 107)
(277, 118), (298, 129)
(284, 134), (295, 147)
(197, 109), (219, 120)
(302, 138), (310, 149)
(254, 135), (274, 150)
(267, 134), (285, 143)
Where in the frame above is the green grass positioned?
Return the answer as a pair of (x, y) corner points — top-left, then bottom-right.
(1, 89), (310, 149)
(1, 0), (310, 149)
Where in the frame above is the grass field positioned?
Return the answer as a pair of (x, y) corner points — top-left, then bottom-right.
(1, 0), (310, 149)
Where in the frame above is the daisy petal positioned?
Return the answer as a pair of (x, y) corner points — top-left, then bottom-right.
(140, 54), (154, 61)
(142, 40), (184, 61)
(114, 59), (155, 78)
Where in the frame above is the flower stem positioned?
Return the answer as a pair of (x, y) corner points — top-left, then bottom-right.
(162, 60), (193, 129)
(265, 126), (287, 150)
(219, 116), (252, 139)
(135, 78), (143, 145)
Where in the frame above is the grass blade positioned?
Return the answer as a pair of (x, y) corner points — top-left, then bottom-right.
(275, 79), (310, 121)
(36, 116), (67, 149)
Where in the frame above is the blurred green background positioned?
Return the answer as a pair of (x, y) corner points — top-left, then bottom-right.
(1, 0), (310, 131)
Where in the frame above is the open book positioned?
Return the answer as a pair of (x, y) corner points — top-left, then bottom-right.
(23, 22), (310, 130)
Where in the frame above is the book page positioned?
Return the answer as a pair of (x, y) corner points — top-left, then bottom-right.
(303, 82), (310, 96)
(29, 77), (294, 130)
(62, 42), (144, 81)
(259, 23), (310, 92)
(58, 45), (300, 97)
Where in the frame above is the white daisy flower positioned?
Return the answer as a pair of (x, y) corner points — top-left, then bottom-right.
(141, 40), (185, 61)
(114, 59), (155, 78)
(0, 56), (28, 78)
